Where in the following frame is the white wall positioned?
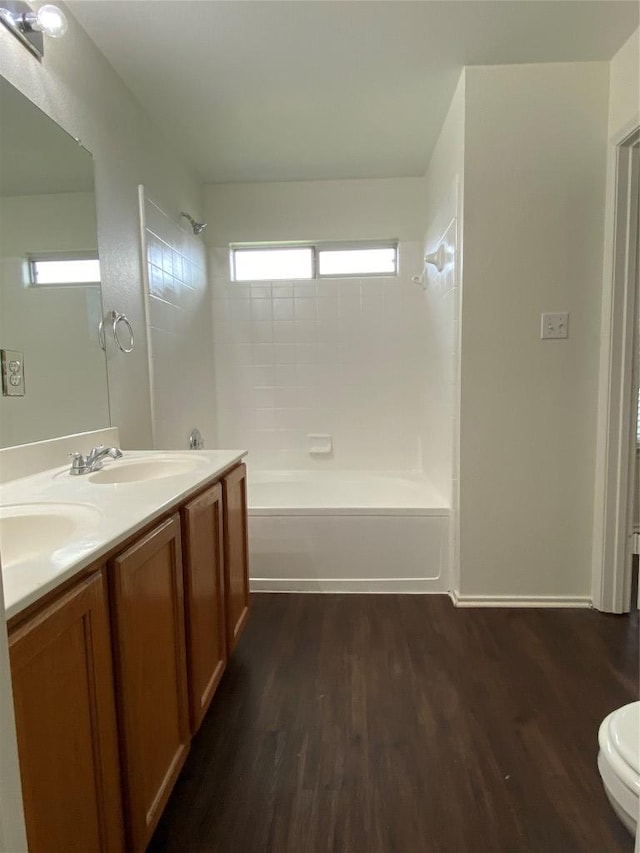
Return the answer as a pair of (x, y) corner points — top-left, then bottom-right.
(0, 2), (204, 448)
(422, 71), (465, 584)
(141, 192), (216, 450)
(0, 192), (110, 446)
(607, 28), (640, 138)
(457, 62), (610, 601)
(206, 178), (436, 472)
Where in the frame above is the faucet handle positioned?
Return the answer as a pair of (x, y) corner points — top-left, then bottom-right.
(68, 452), (86, 475)
(86, 444), (104, 463)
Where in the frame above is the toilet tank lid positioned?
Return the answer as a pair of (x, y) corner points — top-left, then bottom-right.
(608, 702), (640, 776)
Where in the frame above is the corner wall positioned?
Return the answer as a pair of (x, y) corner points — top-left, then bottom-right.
(458, 61), (610, 602)
(421, 71), (465, 582)
(0, 5), (204, 448)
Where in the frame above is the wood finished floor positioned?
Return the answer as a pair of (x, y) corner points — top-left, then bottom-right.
(149, 594), (638, 853)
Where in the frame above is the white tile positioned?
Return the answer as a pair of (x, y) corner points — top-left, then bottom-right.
(231, 283), (251, 298)
(146, 233), (163, 268)
(294, 299), (317, 321)
(294, 321), (317, 343)
(252, 364), (275, 387)
(253, 386), (276, 408)
(231, 299), (251, 321)
(275, 364), (298, 386)
(273, 343), (297, 365)
(252, 408), (278, 430)
(273, 321), (296, 343)
(316, 298), (339, 320)
(293, 281), (316, 298)
(295, 343), (317, 364)
(251, 321), (274, 343)
(273, 298), (294, 321)
(251, 283), (272, 299)
(296, 364), (318, 387)
(272, 282), (293, 297)
(148, 263), (164, 298)
(252, 343), (274, 364)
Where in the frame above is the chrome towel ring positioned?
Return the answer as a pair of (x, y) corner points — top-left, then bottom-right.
(111, 310), (134, 353)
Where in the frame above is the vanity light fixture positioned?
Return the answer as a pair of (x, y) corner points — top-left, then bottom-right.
(0, 1), (67, 59)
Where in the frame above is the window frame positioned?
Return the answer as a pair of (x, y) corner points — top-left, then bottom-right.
(230, 240), (398, 282)
(27, 251), (101, 288)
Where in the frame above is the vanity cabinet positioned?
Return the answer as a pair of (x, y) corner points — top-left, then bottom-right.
(181, 483), (227, 731)
(222, 463), (250, 653)
(109, 514), (190, 853)
(9, 569), (124, 853)
(7, 461), (249, 853)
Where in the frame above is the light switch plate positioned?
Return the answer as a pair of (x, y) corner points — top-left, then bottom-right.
(540, 312), (569, 339)
(1, 349), (25, 396)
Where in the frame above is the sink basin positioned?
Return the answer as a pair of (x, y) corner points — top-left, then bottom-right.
(88, 455), (205, 485)
(0, 503), (103, 569)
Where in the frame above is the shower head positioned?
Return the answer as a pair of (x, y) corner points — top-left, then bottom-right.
(180, 211), (207, 235)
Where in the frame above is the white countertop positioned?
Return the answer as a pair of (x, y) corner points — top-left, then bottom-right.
(0, 449), (246, 621)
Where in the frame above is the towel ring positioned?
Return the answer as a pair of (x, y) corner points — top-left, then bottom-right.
(111, 310), (134, 353)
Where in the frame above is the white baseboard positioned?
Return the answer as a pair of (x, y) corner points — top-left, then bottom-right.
(250, 578), (447, 594)
(449, 590), (592, 608)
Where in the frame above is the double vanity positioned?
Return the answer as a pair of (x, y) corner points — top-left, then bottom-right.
(0, 434), (250, 853)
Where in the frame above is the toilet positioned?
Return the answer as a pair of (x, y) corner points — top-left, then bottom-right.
(597, 701), (640, 836)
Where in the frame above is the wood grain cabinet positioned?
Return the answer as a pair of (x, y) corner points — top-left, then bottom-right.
(109, 514), (190, 853)
(9, 569), (124, 853)
(8, 462), (250, 853)
(182, 482), (227, 731)
(222, 463), (250, 653)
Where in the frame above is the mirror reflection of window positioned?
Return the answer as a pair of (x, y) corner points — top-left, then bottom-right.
(0, 77), (110, 448)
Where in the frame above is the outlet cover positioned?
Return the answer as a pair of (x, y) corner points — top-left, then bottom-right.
(540, 312), (569, 340)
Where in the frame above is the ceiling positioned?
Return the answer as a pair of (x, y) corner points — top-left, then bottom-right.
(68, 1), (639, 184)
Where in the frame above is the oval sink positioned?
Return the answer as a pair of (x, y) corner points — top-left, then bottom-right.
(0, 503), (103, 569)
(88, 455), (204, 485)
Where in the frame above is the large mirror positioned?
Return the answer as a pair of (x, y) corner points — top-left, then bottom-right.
(0, 76), (110, 448)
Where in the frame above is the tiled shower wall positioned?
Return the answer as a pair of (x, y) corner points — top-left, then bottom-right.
(210, 241), (431, 471)
(141, 190), (216, 449)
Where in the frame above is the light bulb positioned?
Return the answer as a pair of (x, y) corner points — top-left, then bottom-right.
(34, 4), (67, 38)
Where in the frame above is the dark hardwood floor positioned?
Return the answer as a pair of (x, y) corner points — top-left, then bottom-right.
(149, 594), (638, 853)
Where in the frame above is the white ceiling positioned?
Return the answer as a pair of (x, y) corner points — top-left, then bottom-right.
(68, 1), (639, 184)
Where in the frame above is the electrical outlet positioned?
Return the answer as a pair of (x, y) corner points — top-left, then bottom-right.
(540, 312), (569, 340)
(1, 349), (25, 396)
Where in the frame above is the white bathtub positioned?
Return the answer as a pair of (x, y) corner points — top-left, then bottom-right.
(248, 471), (450, 594)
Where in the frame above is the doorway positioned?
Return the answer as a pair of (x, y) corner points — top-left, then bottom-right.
(592, 126), (640, 613)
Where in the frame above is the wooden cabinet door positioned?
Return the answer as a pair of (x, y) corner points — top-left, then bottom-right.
(9, 570), (124, 853)
(222, 463), (250, 653)
(182, 483), (227, 732)
(110, 514), (190, 853)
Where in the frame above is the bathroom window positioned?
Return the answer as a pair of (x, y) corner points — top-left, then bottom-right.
(317, 244), (397, 277)
(231, 247), (314, 282)
(231, 241), (398, 281)
(28, 252), (101, 287)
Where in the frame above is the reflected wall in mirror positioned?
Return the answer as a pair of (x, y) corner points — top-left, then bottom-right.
(0, 76), (110, 448)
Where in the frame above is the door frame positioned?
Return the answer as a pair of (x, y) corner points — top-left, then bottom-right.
(592, 122), (640, 613)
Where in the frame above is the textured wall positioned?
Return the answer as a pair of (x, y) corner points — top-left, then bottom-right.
(459, 62), (609, 600)
(0, 3), (203, 448)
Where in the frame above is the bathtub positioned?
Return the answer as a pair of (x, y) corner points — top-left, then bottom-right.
(248, 470), (450, 594)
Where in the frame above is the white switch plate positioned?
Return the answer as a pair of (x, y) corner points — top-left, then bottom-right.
(540, 312), (569, 339)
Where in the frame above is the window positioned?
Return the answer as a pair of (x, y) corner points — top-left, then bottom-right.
(29, 253), (101, 287)
(231, 247), (313, 282)
(317, 245), (397, 277)
(231, 241), (398, 282)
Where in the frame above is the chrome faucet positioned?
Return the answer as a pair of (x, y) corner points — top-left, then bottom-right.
(69, 444), (123, 475)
